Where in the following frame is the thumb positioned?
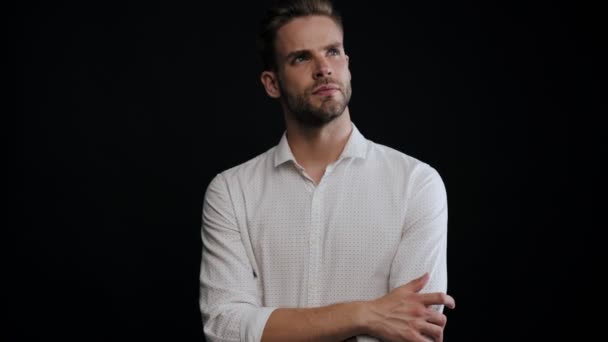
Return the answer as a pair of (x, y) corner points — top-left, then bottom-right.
(403, 273), (429, 293)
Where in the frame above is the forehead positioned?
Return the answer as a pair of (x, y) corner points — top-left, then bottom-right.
(275, 15), (343, 56)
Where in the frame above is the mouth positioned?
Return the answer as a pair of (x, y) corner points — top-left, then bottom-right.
(312, 85), (340, 96)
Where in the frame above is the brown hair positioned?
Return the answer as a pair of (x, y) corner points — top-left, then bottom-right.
(257, 0), (343, 71)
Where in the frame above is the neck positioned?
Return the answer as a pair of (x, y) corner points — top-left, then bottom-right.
(283, 108), (353, 171)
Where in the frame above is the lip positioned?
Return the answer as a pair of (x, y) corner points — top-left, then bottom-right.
(312, 85), (339, 95)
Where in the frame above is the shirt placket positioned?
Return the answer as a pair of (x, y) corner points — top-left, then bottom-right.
(307, 182), (324, 307)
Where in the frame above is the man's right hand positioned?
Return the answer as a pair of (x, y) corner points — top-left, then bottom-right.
(360, 273), (456, 342)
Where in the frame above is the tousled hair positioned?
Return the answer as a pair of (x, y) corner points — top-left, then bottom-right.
(257, 0), (343, 71)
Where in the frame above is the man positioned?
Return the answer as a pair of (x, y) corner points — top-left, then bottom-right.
(199, 1), (455, 341)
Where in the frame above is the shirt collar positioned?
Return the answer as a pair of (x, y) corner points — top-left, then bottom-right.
(273, 122), (368, 168)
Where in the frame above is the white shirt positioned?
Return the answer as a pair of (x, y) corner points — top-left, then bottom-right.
(200, 123), (448, 342)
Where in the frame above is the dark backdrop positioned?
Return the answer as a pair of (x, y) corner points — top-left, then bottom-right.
(10, 1), (586, 341)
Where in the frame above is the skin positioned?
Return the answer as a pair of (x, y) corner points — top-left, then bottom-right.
(259, 15), (456, 342)
(261, 15), (353, 184)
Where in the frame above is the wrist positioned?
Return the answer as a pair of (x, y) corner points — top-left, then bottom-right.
(352, 300), (373, 336)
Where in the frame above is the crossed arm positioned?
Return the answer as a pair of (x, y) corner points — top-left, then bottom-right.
(200, 167), (454, 342)
(261, 273), (455, 342)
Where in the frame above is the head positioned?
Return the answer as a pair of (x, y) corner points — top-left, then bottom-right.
(257, 0), (352, 128)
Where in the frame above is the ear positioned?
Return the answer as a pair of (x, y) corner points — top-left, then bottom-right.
(260, 70), (281, 98)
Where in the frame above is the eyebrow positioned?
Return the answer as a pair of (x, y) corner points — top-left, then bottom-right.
(284, 42), (344, 62)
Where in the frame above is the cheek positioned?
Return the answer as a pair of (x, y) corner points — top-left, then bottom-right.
(281, 80), (311, 99)
(335, 61), (351, 81)
(278, 76), (295, 94)
(340, 70), (352, 88)
(282, 73), (308, 91)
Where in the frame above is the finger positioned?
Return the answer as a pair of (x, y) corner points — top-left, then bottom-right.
(427, 311), (447, 327)
(419, 321), (443, 342)
(419, 292), (455, 309)
(407, 332), (435, 342)
(401, 273), (430, 293)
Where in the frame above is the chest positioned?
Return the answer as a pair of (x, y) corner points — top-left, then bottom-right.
(244, 179), (406, 268)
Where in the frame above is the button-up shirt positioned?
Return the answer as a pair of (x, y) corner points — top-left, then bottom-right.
(200, 123), (448, 342)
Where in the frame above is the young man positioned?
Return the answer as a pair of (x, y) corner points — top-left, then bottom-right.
(199, 1), (455, 341)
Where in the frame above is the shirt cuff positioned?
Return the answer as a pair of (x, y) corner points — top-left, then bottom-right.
(240, 307), (277, 342)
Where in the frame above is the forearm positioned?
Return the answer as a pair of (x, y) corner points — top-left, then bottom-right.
(261, 301), (367, 342)
(260, 274), (454, 342)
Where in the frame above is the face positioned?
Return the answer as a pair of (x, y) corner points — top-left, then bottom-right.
(262, 15), (352, 127)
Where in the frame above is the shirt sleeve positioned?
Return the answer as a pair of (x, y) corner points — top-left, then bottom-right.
(389, 164), (448, 312)
(200, 174), (276, 342)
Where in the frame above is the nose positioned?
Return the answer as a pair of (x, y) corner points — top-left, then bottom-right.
(313, 57), (332, 80)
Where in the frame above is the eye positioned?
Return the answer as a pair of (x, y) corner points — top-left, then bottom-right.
(293, 54), (308, 64)
(328, 47), (341, 56)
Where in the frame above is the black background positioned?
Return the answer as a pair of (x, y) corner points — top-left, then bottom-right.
(9, 0), (589, 341)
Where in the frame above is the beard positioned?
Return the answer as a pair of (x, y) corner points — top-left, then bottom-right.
(279, 78), (352, 128)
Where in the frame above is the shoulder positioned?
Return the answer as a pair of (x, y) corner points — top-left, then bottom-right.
(365, 141), (448, 219)
(223, 146), (276, 180)
(363, 139), (447, 208)
(366, 140), (441, 182)
(205, 146), (277, 195)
